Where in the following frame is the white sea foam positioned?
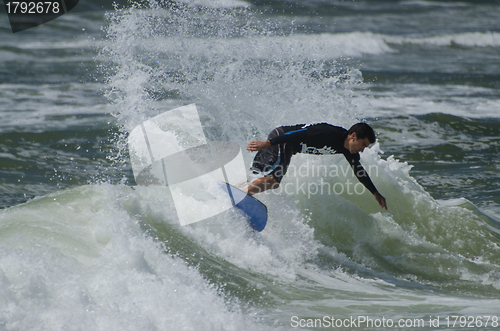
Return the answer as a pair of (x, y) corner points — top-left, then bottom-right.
(135, 31), (393, 63)
(0, 83), (110, 131)
(177, 0), (251, 8)
(384, 31), (500, 48)
(3, 176), (499, 330)
(93, 4), (500, 329)
(356, 83), (500, 119)
(0, 185), (271, 331)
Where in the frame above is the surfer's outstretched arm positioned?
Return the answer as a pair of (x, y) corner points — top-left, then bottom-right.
(344, 153), (387, 211)
(374, 192), (387, 210)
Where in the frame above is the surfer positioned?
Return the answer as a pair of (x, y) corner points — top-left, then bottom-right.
(245, 122), (387, 210)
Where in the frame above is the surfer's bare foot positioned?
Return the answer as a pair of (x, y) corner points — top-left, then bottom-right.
(245, 177), (279, 196)
(236, 181), (250, 190)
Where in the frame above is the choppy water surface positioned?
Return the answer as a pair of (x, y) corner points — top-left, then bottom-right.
(1, 0), (499, 330)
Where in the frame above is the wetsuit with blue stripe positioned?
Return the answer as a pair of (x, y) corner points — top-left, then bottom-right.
(250, 123), (378, 194)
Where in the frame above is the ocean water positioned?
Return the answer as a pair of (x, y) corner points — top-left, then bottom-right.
(1, 0), (500, 330)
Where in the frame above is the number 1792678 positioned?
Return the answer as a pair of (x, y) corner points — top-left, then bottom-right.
(5, 1), (61, 14)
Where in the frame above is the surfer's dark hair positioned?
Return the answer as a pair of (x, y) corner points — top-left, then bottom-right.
(348, 123), (376, 144)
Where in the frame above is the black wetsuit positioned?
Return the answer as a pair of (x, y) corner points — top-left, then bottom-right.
(251, 123), (378, 194)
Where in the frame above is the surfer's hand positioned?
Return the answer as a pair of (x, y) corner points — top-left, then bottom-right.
(374, 192), (387, 210)
(246, 140), (271, 152)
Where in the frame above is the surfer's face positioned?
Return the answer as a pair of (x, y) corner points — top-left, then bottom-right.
(346, 133), (371, 154)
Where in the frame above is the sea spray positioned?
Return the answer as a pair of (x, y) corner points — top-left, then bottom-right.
(0, 185), (272, 330)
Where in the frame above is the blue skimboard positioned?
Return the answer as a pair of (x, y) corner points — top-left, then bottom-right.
(218, 182), (268, 232)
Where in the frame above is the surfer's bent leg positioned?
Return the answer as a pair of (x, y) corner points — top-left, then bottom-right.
(246, 127), (292, 195)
